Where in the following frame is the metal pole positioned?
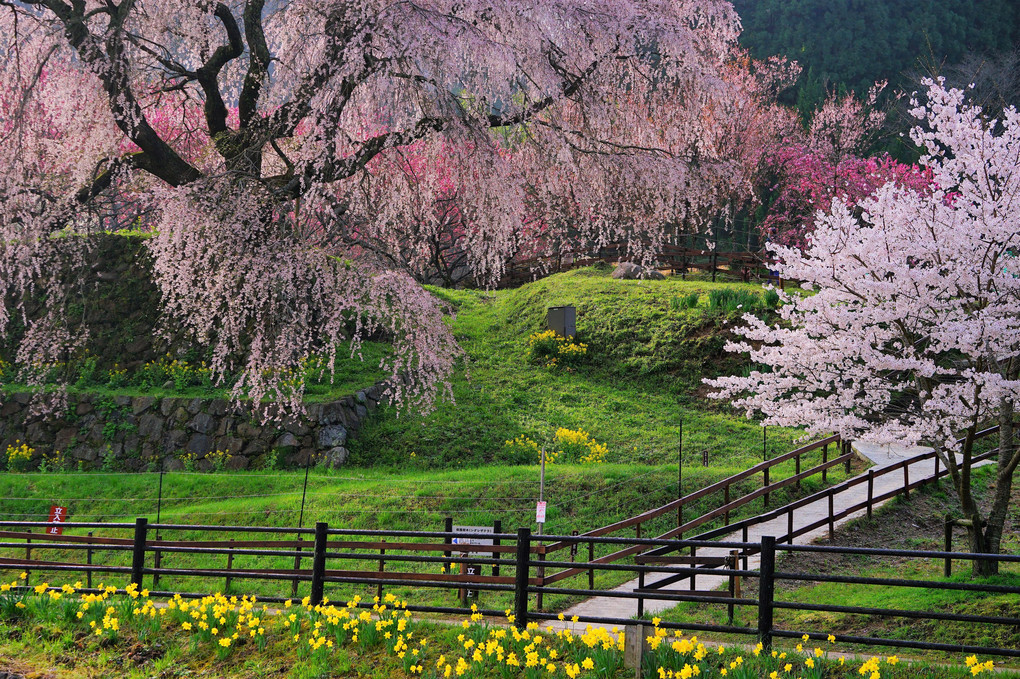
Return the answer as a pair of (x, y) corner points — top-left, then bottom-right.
(536, 449), (546, 609)
(154, 465), (164, 588)
(944, 514), (953, 577)
(678, 419), (683, 527)
(156, 467), (164, 526)
(537, 448), (546, 540)
(298, 454), (311, 529)
(492, 519), (502, 577)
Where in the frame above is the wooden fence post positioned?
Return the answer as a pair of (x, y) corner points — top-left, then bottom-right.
(866, 470), (875, 520)
(24, 529), (31, 586)
(588, 540), (595, 589)
(291, 535), (303, 598)
(637, 568), (644, 618)
(727, 551), (737, 625)
(514, 528), (531, 630)
(757, 536), (776, 652)
(86, 531), (93, 589)
(903, 465), (910, 499)
(689, 544), (697, 591)
(827, 491), (835, 541)
(131, 518), (148, 589)
(444, 517), (454, 575)
(309, 522), (328, 606)
(225, 538), (235, 592)
(724, 484), (730, 525)
(822, 444), (828, 483)
(493, 520), (502, 577)
(624, 624), (651, 679)
(741, 525), (749, 571)
(944, 514), (954, 577)
(377, 539), (386, 602)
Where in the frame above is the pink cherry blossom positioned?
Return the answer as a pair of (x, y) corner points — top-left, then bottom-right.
(707, 81), (1020, 568)
(0, 0), (743, 417)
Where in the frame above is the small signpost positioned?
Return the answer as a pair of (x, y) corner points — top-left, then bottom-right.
(452, 525), (494, 602)
(47, 505), (68, 536)
(535, 501), (547, 524)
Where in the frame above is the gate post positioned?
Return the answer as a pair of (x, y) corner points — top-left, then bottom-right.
(514, 528), (531, 630)
(757, 536), (776, 652)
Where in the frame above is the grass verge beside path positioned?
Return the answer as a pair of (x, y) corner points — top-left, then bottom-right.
(352, 267), (802, 470)
(653, 464), (1020, 667)
(0, 449), (854, 613)
(0, 586), (1012, 679)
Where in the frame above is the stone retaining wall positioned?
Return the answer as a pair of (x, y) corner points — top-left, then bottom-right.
(0, 382), (389, 471)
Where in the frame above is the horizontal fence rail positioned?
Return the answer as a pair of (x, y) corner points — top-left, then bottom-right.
(0, 426), (1011, 657)
(1, 518), (1018, 658)
(503, 241), (784, 286)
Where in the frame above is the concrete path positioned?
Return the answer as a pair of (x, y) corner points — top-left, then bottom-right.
(554, 441), (942, 628)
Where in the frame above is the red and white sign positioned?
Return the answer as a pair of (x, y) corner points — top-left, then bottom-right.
(47, 505), (68, 535)
(535, 501), (547, 524)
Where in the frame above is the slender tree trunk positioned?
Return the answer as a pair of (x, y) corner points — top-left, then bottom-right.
(981, 366), (1019, 576)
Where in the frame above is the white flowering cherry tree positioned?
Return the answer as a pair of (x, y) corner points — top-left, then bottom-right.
(707, 81), (1020, 574)
(0, 0), (744, 416)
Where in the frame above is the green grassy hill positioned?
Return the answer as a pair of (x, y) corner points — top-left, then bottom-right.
(350, 266), (796, 469)
(0, 266), (846, 609)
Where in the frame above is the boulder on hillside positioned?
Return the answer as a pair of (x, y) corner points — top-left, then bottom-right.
(611, 262), (666, 280)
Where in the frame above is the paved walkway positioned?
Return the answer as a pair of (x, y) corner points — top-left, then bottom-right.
(555, 441), (943, 628)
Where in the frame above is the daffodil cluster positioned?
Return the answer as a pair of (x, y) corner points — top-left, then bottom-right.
(5, 440), (34, 471)
(0, 580), (1005, 678)
(137, 354), (214, 390)
(553, 428), (608, 464)
(527, 330), (588, 368)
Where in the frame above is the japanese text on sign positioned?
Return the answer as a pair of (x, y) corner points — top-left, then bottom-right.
(47, 505), (68, 536)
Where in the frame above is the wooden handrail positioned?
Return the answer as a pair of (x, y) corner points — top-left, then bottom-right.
(545, 435), (840, 553)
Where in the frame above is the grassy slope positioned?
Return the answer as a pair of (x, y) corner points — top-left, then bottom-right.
(0, 268), (845, 610)
(655, 463), (1020, 664)
(0, 458), (847, 612)
(351, 267), (802, 469)
(0, 610), (1007, 679)
(1, 340), (391, 404)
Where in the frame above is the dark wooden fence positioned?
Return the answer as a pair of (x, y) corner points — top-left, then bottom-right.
(1, 427), (1013, 657)
(1, 522), (1018, 658)
(502, 242), (783, 286)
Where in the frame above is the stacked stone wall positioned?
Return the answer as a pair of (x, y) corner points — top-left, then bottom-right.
(0, 382), (389, 471)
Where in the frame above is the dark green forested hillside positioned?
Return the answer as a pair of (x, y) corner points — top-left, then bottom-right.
(733, 0), (1020, 112)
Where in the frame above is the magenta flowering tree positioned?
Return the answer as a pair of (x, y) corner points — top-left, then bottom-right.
(0, 0), (745, 417)
(707, 81), (1020, 573)
(756, 146), (932, 250)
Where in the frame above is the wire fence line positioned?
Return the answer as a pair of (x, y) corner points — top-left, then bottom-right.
(1, 521), (1017, 659)
(0, 428), (843, 543)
